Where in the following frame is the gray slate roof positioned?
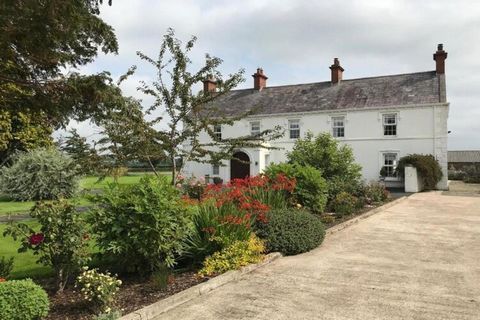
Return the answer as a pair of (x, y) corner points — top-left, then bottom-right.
(211, 71), (442, 116)
(448, 151), (480, 163)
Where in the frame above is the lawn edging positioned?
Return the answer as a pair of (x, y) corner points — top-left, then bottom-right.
(326, 196), (408, 236)
(118, 252), (282, 320)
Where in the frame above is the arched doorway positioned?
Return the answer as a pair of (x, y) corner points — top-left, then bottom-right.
(230, 151), (250, 180)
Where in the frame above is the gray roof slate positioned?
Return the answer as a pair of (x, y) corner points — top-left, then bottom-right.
(210, 71), (442, 116)
(448, 151), (480, 163)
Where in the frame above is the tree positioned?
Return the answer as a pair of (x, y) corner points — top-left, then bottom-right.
(287, 132), (362, 200)
(61, 129), (101, 175)
(0, 0), (121, 128)
(131, 29), (282, 184)
(0, 110), (53, 165)
(95, 97), (166, 177)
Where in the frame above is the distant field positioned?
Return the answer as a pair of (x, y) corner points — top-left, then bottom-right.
(0, 172), (167, 216)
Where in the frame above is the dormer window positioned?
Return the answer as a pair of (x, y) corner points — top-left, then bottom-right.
(213, 124), (222, 140)
(250, 121), (261, 136)
(383, 114), (397, 136)
(289, 119), (300, 139)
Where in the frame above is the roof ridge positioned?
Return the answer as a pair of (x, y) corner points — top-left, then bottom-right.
(231, 70), (437, 91)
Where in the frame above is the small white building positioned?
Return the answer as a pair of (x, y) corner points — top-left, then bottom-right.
(183, 45), (449, 190)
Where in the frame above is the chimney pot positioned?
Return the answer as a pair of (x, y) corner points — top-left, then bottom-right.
(329, 58), (344, 84)
(252, 67), (268, 90)
(433, 43), (448, 74)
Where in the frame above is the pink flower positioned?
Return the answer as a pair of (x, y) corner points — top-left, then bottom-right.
(28, 233), (44, 246)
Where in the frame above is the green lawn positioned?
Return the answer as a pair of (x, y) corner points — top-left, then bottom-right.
(0, 172), (164, 216)
(0, 222), (53, 279)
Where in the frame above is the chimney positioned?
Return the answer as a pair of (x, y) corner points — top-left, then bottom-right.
(252, 68), (268, 90)
(329, 58), (344, 84)
(203, 77), (216, 93)
(433, 43), (448, 74)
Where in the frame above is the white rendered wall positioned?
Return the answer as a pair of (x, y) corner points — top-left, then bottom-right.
(183, 103), (449, 190)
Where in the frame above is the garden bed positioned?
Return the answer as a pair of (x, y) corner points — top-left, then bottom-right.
(44, 271), (206, 320)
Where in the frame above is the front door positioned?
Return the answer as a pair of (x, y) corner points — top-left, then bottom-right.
(230, 151), (250, 180)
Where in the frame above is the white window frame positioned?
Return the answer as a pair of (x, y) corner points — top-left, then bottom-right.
(332, 116), (345, 138)
(212, 164), (220, 175)
(382, 152), (399, 180)
(383, 113), (397, 136)
(213, 124), (222, 140)
(250, 121), (261, 136)
(288, 119), (300, 139)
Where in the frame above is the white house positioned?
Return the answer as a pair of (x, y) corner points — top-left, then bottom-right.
(183, 44), (449, 190)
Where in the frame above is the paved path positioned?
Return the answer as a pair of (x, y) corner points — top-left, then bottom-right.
(159, 192), (480, 320)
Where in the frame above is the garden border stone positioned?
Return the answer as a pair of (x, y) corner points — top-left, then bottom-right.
(118, 252), (282, 320)
(326, 196), (407, 236)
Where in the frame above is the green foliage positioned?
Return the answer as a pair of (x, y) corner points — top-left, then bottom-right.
(396, 154), (443, 190)
(0, 279), (50, 320)
(287, 132), (362, 201)
(363, 182), (390, 204)
(320, 214), (336, 225)
(0, 0), (120, 126)
(198, 235), (265, 277)
(0, 148), (80, 201)
(76, 267), (122, 315)
(0, 110), (53, 165)
(256, 209), (325, 256)
(0, 257), (14, 279)
(464, 166), (480, 184)
(61, 129), (102, 175)
(182, 200), (253, 265)
(89, 176), (193, 273)
(94, 310), (122, 320)
(3, 200), (90, 292)
(178, 175), (206, 201)
(331, 192), (358, 216)
(264, 163), (328, 213)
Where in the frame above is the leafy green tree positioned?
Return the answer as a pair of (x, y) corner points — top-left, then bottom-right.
(287, 132), (362, 201)
(0, 110), (53, 165)
(61, 129), (101, 175)
(129, 28), (282, 184)
(0, 0), (121, 127)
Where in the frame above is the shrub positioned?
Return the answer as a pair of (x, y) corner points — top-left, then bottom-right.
(320, 214), (335, 225)
(183, 175), (295, 264)
(264, 163), (328, 213)
(3, 200), (90, 292)
(0, 279), (50, 320)
(76, 267), (122, 315)
(89, 176), (193, 273)
(256, 209), (325, 255)
(464, 166), (480, 184)
(0, 148), (79, 201)
(94, 311), (122, 320)
(363, 182), (390, 204)
(448, 169), (466, 181)
(287, 131), (362, 201)
(177, 175), (206, 201)
(0, 257), (14, 279)
(199, 235), (265, 277)
(396, 154), (443, 190)
(331, 192), (358, 216)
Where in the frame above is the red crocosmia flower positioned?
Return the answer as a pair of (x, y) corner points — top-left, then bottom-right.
(201, 227), (216, 234)
(28, 233), (44, 246)
(0, 278), (6, 283)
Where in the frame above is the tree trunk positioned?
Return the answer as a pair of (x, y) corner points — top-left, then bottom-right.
(171, 155), (177, 185)
(55, 267), (67, 293)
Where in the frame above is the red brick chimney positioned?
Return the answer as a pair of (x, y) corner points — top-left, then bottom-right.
(252, 68), (268, 90)
(433, 44), (448, 74)
(329, 58), (344, 84)
(203, 77), (216, 93)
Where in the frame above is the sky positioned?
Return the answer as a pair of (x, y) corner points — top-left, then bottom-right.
(66, 0), (480, 150)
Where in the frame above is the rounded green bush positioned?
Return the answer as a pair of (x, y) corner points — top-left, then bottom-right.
(0, 279), (50, 320)
(331, 192), (358, 216)
(0, 148), (79, 201)
(256, 209), (325, 255)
